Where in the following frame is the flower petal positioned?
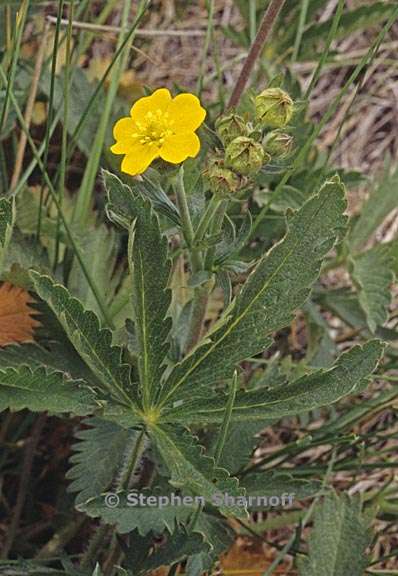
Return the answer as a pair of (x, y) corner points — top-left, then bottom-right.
(120, 143), (159, 176)
(113, 117), (135, 141)
(168, 93), (206, 132)
(130, 88), (172, 121)
(110, 140), (131, 154)
(159, 132), (201, 164)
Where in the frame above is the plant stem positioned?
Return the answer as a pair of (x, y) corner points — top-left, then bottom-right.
(193, 194), (222, 245)
(205, 200), (227, 269)
(174, 166), (202, 272)
(228, 0), (287, 109)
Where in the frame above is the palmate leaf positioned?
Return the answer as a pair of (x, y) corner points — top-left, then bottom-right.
(148, 424), (246, 518)
(0, 196), (15, 276)
(351, 244), (394, 333)
(0, 365), (97, 415)
(162, 341), (383, 424)
(298, 492), (373, 576)
(104, 170), (172, 407)
(30, 271), (140, 412)
(158, 177), (347, 406)
(66, 417), (137, 506)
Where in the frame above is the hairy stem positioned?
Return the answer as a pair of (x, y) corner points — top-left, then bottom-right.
(228, 0), (287, 109)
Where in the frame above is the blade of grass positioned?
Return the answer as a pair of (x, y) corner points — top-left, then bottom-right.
(197, 0), (215, 97)
(251, 5), (398, 237)
(37, 0), (64, 241)
(53, 0), (74, 269)
(292, 0), (310, 62)
(0, 0), (30, 133)
(72, 0), (149, 226)
(304, 0), (345, 100)
(0, 63), (114, 329)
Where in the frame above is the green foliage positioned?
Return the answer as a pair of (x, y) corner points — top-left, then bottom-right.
(163, 341), (384, 424)
(158, 178), (347, 406)
(30, 271), (140, 409)
(0, 365), (97, 415)
(351, 244), (394, 333)
(0, 196), (15, 276)
(67, 418), (137, 506)
(148, 424), (246, 518)
(349, 164), (398, 252)
(83, 487), (196, 535)
(298, 492), (373, 576)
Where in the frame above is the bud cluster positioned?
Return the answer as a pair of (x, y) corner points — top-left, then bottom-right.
(205, 87), (295, 198)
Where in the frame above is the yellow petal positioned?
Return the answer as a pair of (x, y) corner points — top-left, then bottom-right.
(159, 132), (200, 164)
(113, 117), (135, 141)
(120, 143), (159, 175)
(130, 88), (172, 121)
(168, 93), (206, 132)
(110, 140), (131, 154)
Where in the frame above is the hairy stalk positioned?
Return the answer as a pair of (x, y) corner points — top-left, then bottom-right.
(228, 0), (287, 109)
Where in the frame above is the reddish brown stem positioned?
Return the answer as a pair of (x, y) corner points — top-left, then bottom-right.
(228, 0), (287, 109)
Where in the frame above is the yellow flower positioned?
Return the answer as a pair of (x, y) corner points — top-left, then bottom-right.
(110, 88), (206, 175)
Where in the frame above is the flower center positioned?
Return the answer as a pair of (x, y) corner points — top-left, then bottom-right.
(132, 108), (174, 148)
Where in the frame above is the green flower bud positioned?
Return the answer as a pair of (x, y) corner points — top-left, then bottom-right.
(215, 112), (248, 147)
(255, 88), (294, 128)
(264, 131), (294, 157)
(225, 136), (266, 176)
(205, 158), (241, 198)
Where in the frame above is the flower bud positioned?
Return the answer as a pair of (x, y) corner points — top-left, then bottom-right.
(215, 112), (248, 147)
(255, 88), (294, 128)
(264, 131), (294, 157)
(225, 136), (266, 176)
(205, 158), (241, 198)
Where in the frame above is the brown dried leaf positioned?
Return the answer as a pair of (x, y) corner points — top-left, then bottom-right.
(220, 537), (295, 575)
(0, 283), (40, 347)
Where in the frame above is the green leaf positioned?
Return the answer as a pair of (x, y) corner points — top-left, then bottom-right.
(66, 417), (137, 506)
(126, 191), (172, 408)
(104, 171), (173, 407)
(298, 492), (373, 576)
(103, 169), (179, 228)
(0, 366), (97, 415)
(138, 529), (209, 573)
(148, 424), (247, 518)
(349, 163), (398, 251)
(350, 244), (394, 333)
(30, 271), (140, 411)
(241, 473), (321, 509)
(159, 177), (348, 406)
(83, 486), (196, 535)
(163, 341), (384, 424)
(0, 196), (15, 276)
(68, 224), (121, 317)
